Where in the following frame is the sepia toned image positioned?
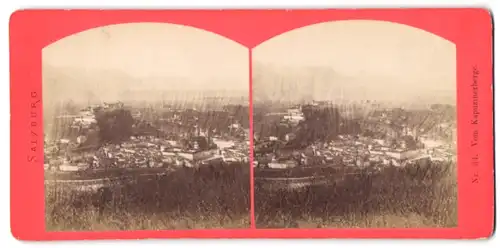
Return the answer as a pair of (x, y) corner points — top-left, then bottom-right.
(252, 20), (457, 228)
(43, 23), (250, 231)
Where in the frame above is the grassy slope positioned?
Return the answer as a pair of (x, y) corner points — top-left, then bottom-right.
(255, 162), (457, 228)
(45, 164), (250, 231)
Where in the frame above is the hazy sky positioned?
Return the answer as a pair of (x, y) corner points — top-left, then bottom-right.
(43, 23), (248, 98)
(253, 20), (456, 105)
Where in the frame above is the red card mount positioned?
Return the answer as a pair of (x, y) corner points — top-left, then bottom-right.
(9, 9), (494, 240)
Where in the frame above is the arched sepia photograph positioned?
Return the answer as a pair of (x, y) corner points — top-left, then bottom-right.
(252, 20), (457, 228)
(43, 23), (250, 231)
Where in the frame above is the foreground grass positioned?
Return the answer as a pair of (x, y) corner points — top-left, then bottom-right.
(46, 163), (250, 231)
(255, 161), (457, 228)
(46, 208), (250, 231)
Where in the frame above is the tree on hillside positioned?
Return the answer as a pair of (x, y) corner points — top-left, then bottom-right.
(292, 105), (343, 146)
(94, 108), (135, 144)
(401, 135), (418, 150)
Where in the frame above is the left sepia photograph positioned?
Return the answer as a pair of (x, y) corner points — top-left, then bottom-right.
(43, 23), (251, 231)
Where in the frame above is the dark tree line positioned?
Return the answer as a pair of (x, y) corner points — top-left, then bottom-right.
(254, 104), (363, 149)
(289, 105), (346, 147)
(94, 108), (135, 144)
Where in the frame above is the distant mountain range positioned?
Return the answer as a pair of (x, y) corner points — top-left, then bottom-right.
(252, 63), (456, 107)
(43, 65), (247, 106)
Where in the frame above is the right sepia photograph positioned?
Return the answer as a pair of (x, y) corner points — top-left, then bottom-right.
(252, 20), (457, 228)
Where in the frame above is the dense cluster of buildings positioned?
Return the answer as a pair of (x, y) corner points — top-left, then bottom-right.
(254, 101), (456, 170)
(45, 99), (456, 175)
(44, 102), (249, 172)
